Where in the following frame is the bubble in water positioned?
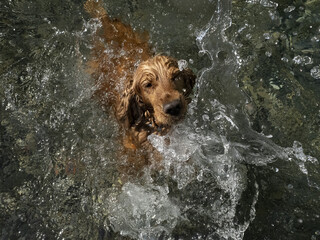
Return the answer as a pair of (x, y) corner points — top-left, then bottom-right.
(265, 51), (272, 57)
(178, 59), (188, 71)
(310, 65), (320, 79)
(292, 56), (302, 65)
(293, 55), (313, 65)
(303, 56), (313, 65)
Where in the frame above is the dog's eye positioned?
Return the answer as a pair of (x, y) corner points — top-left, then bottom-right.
(144, 82), (152, 88)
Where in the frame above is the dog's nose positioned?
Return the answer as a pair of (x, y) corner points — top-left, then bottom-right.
(163, 99), (182, 116)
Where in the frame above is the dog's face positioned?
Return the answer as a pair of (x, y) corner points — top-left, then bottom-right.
(133, 56), (196, 126)
(117, 55), (196, 130)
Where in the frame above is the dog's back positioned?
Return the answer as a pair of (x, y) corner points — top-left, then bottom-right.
(84, 0), (151, 110)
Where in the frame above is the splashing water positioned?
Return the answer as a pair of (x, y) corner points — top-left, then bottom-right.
(108, 183), (180, 239)
(1, 0), (320, 239)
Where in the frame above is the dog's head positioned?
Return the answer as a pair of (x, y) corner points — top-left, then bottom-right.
(117, 55), (196, 131)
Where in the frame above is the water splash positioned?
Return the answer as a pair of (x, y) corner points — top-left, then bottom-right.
(108, 183), (180, 239)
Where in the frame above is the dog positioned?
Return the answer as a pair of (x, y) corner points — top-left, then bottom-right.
(84, 0), (196, 156)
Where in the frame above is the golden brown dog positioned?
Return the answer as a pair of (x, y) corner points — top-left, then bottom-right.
(84, 0), (196, 154)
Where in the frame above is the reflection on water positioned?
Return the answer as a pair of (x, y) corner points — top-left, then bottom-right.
(1, 0), (320, 239)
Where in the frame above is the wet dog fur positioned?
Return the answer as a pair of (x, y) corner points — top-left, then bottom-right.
(84, 0), (196, 172)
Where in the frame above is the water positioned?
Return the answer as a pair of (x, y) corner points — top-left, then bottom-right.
(1, 0), (320, 239)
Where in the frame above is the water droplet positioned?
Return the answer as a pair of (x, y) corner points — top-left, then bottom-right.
(263, 33), (271, 40)
(202, 114), (210, 122)
(311, 36), (320, 42)
(197, 171), (203, 182)
(284, 6), (295, 13)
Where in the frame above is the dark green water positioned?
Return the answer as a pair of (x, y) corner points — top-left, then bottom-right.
(1, 0), (319, 239)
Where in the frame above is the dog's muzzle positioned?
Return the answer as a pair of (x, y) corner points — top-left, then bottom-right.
(163, 99), (182, 116)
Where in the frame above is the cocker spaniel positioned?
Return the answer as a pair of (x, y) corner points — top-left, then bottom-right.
(85, 0), (196, 151)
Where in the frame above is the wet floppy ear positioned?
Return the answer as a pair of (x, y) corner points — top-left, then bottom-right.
(116, 88), (144, 129)
(181, 68), (196, 97)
